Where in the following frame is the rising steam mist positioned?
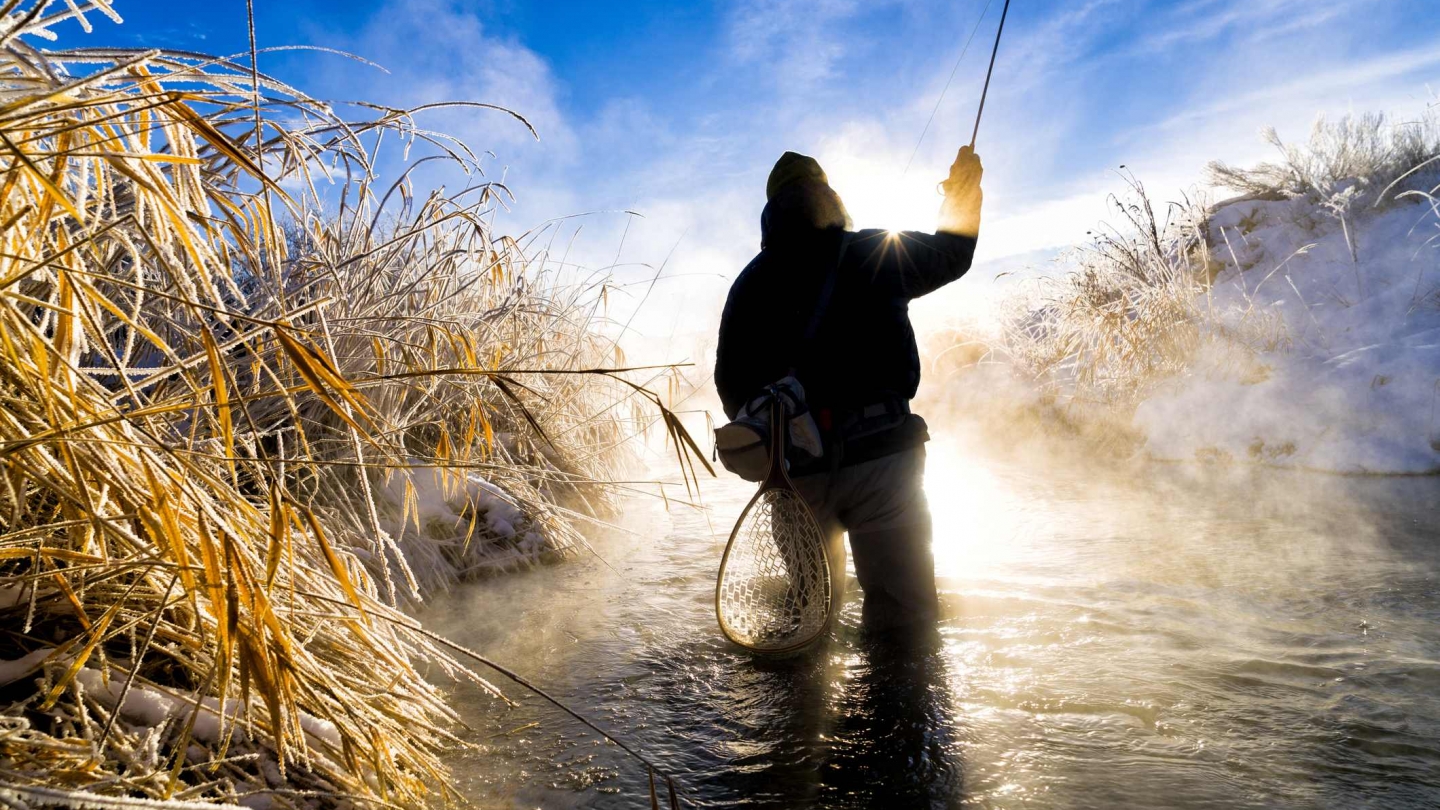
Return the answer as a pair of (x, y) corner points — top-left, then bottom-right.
(426, 399), (1438, 806)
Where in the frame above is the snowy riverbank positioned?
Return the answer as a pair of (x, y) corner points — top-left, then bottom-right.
(950, 114), (1440, 475)
(1138, 192), (1440, 474)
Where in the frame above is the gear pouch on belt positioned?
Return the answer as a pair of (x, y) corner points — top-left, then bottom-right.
(714, 377), (823, 482)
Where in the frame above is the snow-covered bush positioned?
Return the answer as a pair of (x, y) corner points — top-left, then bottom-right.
(1207, 111), (1440, 207)
(988, 176), (1284, 419)
(948, 108), (1440, 473)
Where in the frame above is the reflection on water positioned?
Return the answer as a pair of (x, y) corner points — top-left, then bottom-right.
(425, 431), (1440, 809)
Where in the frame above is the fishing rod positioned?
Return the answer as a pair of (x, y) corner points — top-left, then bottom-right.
(900, 0), (1013, 179)
(971, 0), (1012, 149)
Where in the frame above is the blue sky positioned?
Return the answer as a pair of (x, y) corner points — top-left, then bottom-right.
(71, 0), (1440, 347)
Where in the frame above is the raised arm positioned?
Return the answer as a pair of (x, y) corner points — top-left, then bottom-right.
(938, 145), (983, 239)
(852, 145), (984, 299)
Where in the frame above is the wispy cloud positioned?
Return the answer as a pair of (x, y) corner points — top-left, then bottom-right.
(331, 0), (573, 158)
(726, 0), (864, 87)
(1151, 38), (1440, 134)
(1137, 0), (1348, 52)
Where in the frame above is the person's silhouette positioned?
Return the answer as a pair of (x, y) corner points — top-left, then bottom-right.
(715, 147), (983, 634)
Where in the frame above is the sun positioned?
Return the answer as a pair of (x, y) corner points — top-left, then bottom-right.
(823, 154), (943, 234)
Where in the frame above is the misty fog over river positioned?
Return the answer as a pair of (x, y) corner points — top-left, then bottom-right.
(424, 430), (1440, 809)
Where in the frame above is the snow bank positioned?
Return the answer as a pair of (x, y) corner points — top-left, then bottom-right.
(0, 648), (53, 687)
(0, 784), (243, 810)
(376, 461), (549, 598)
(1136, 195), (1440, 473)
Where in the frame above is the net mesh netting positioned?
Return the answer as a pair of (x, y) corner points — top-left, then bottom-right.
(717, 488), (832, 651)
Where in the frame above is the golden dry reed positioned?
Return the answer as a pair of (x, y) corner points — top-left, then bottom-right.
(0, 2), (705, 806)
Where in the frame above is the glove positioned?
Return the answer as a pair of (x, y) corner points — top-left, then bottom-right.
(938, 145), (983, 238)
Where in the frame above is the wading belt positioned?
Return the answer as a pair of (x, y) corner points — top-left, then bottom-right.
(806, 396), (912, 498)
(825, 398), (911, 437)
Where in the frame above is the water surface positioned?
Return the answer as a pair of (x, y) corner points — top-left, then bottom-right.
(426, 432), (1440, 809)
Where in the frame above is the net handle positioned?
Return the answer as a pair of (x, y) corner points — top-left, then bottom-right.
(762, 395), (791, 490)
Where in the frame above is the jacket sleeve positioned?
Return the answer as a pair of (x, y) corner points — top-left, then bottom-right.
(714, 279), (747, 421)
(849, 228), (977, 300)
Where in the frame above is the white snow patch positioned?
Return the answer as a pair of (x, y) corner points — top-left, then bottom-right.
(374, 459), (550, 597)
(71, 668), (344, 760)
(382, 459), (531, 543)
(471, 475), (526, 540)
(75, 668), (177, 731)
(1136, 195), (1440, 473)
(0, 648), (54, 687)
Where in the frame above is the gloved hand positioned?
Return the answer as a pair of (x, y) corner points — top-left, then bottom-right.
(938, 145), (983, 238)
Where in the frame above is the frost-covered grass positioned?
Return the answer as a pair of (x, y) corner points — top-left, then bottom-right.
(953, 109), (1440, 473)
(260, 180), (653, 605)
(0, 4), (701, 807)
(1207, 111), (1440, 207)
(979, 176), (1286, 421)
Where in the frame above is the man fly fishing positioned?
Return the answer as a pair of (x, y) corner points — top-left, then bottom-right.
(714, 145), (983, 634)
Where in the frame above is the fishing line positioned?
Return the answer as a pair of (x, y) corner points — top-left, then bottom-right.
(900, 0), (995, 179)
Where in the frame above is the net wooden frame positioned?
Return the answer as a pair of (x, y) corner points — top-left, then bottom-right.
(716, 398), (836, 654)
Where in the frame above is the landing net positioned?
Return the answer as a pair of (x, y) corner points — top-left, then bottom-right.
(716, 488), (832, 653)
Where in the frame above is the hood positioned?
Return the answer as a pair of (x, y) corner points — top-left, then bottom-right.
(760, 182), (852, 249)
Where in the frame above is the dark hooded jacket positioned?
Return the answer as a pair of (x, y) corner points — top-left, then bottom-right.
(715, 188), (977, 468)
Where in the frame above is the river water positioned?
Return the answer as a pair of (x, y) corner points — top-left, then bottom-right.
(425, 430), (1440, 809)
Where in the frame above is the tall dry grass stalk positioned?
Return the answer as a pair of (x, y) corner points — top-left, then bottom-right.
(0, 4), (703, 805)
